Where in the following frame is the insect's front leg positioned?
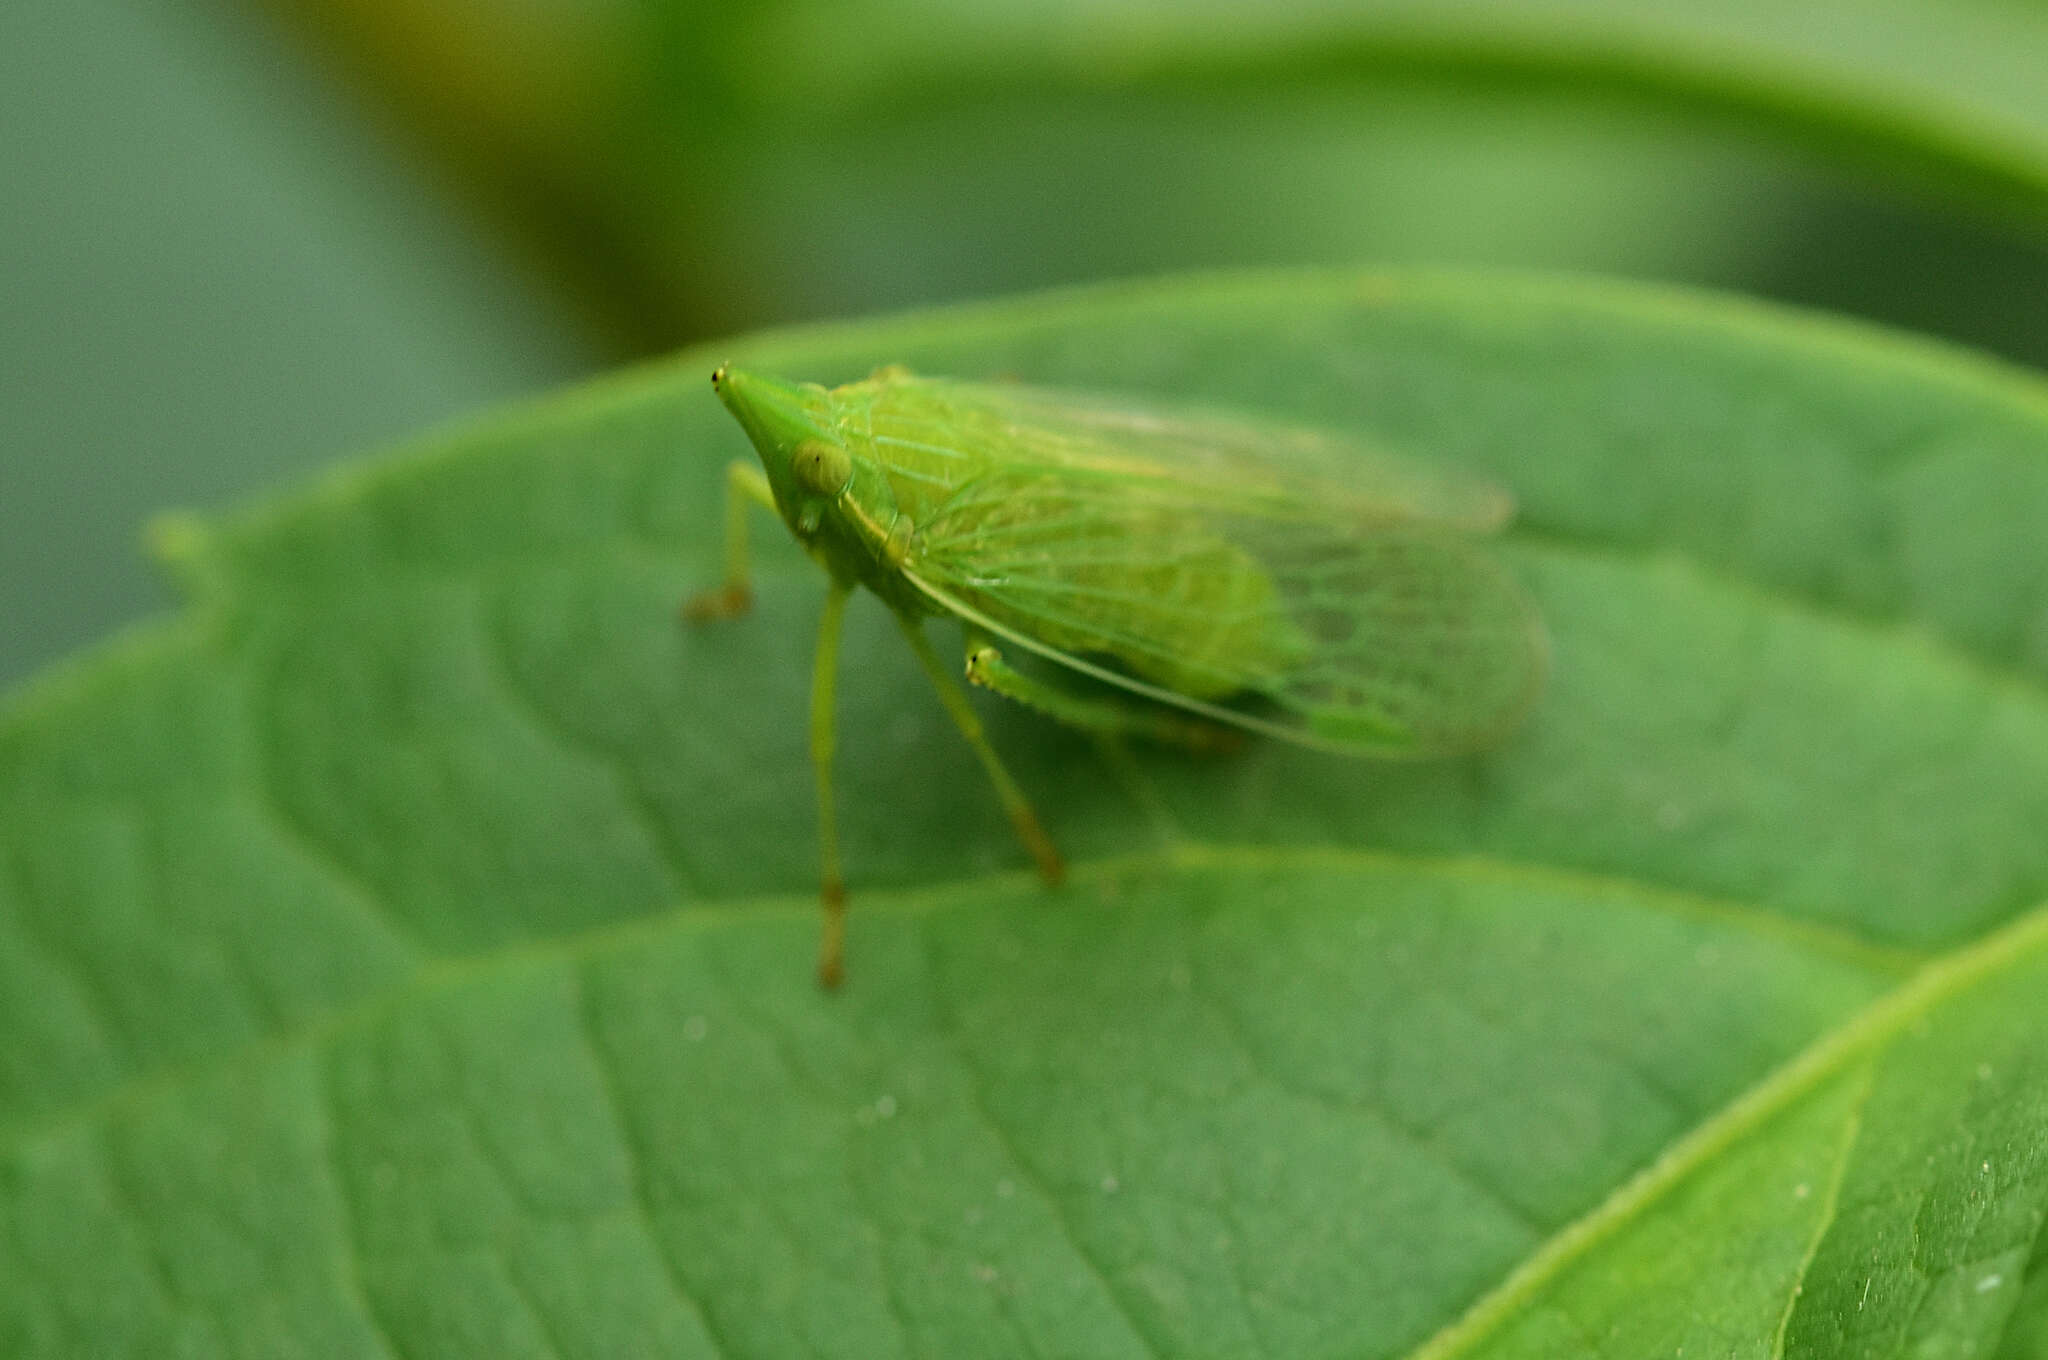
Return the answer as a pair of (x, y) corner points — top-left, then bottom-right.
(964, 636), (1243, 754)
(810, 579), (854, 989)
(682, 460), (775, 622)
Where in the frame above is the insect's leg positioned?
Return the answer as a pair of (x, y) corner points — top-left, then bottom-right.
(964, 637), (1243, 754)
(895, 614), (1066, 887)
(682, 460), (775, 622)
(811, 579), (853, 989)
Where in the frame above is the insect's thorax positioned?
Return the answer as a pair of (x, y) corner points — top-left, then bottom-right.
(813, 491), (924, 614)
(769, 414), (915, 615)
(789, 384), (988, 615)
(830, 379), (992, 519)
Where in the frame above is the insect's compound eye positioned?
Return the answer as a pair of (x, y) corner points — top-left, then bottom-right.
(792, 439), (853, 497)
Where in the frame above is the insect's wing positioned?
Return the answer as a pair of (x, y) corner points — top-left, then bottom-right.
(857, 376), (1516, 532)
(904, 465), (1547, 758)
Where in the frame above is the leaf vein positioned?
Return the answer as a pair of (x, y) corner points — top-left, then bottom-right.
(570, 965), (738, 1360)
(474, 595), (702, 901)
(313, 1048), (414, 1360)
(1408, 897), (2048, 1360)
(1769, 1057), (1876, 1358)
(918, 924), (1169, 1360)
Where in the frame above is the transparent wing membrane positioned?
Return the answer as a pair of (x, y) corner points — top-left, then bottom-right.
(906, 465), (1546, 757)
(842, 374), (1516, 532)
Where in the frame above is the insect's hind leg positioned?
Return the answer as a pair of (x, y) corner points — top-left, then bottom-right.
(683, 460), (775, 622)
(895, 615), (1066, 887)
(964, 637), (1243, 754)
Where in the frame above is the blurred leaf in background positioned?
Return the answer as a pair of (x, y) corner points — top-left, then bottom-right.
(18, 0), (2048, 685)
(0, 0), (599, 688)
(255, 0), (2048, 355)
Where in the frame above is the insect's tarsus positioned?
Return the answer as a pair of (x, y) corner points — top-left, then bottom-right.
(682, 459), (772, 622)
(818, 879), (847, 990)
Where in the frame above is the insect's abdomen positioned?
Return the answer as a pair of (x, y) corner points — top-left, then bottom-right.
(919, 475), (1306, 700)
(1025, 537), (1296, 699)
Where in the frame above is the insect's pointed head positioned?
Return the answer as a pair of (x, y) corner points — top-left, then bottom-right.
(713, 366), (833, 465)
(712, 366), (856, 541)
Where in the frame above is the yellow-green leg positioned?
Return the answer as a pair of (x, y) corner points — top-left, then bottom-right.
(681, 459), (859, 986)
(896, 616), (1066, 887)
(682, 460), (774, 622)
(965, 638), (1242, 753)
(810, 580), (854, 988)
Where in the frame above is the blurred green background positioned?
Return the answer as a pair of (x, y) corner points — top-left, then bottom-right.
(10, 0), (2048, 689)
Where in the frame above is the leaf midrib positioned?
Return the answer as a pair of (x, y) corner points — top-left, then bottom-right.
(1407, 887), (2048, 1360)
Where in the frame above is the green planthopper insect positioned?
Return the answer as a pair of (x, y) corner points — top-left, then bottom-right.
(686, 364), (1547, 986)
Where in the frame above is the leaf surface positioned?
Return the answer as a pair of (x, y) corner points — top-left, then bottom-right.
(5, 270), (2048, 1356)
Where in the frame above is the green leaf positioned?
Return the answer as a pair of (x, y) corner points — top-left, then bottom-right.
(265, 0), (2048, 360)
(6, 269), (2048, 1356)
(700, 0), (2048, 205)
(276, 0), (2048, 208)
